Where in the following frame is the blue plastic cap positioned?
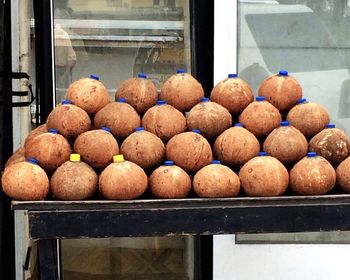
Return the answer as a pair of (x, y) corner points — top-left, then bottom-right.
(307, 152), (317, 157)
(258, 151), (268, 156)
(278, 70), (289, 76)
(101, 126), (111, 133)
(138, 73), (147, 79)
(228, 74), (238, 78)
(297, 98), (307, 104)
(164, 161), (174, 166)
(62, 99), (72, 105)
(177, 69), (186, 74)
(90, 74), (99, 80)
(156, 100), (167, 105)
(48, 128), (58, 134)
(256, 96), (265, 101)
(211, 160), (221, 164)
(326, 124), (336, 128)
(27, 157), (39, 164)
(117, 98), (126, 103)
(192, 129), (201, 134)
(135, 127), (145, 132)
(234, 123), (244, 127)
(200, 97), (210, 102)
(281, 121), (290, 127)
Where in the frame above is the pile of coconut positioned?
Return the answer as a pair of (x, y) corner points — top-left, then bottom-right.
(2, 70), (350, 201)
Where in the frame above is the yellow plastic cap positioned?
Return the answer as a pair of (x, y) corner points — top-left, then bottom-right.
(70, 154), (81, 162)
(113, 155), (124, 162)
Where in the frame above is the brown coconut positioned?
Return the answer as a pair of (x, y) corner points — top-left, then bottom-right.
(336, 156), (350, 192)
(193, 161), (240, 198)
(115, 74), (158, 114)
(25, 129), (71, 171)
(5, 147), (25, 168)
(120, 128), (165, 169)
(50, 155), (98, 200)
(1, 159), (49, 200)
(66, 75), (110, 114)
(94, 100), (141, 138)
(149, 161), (192, 198)
(239, 96), (282, 137)
(99, 155), (148, 200)
(239, 154), (289, 196)
(290, 152), (336, 195)
(46, 100), (91, 139)
(263, 121), (308, 164)
(142, 100), (186, 142)
(286, 99), (330, 138)
(213, 124), (260, 167)
(24, 124), (47, 150)
(309, 125), (350, 166)
(159, 71), (204, 112)
(186, 98), (232, 139)
(166, 130), (213, 173)
(210, 74), (254, 115)
(258, 70), (302, 112)
(74, 128), (119, 170)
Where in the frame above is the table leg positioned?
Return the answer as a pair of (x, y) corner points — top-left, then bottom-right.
(37, 239), (59, 280)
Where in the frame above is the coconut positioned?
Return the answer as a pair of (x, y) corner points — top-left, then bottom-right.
(159, 69), (204, 112)
(149, 161), (192, 198)
(46, 99), (91, 139)
(25, 129), (71, 171)
(239, 152), (289, 196)
(186, 98), (232, 139)
(263, 121), (308, 164)
(210, 74), (254, 115)
(290, 152), (336, 195)
(1, 158), (49, 200)
(66, 75), (110, 114)
(24, 124), (47, 150)
(142, 100), (186, 142)
(309, 124), (350, 166)
(74, 127), (119, 170)
(213, 123), (260, 167)
(99, 155), (148, 200)
(166, 129), (213, 173)
(193, 160), (240, 198)
(115, 73), (158, 114)
(94, 99), (141, 138)
(50, 154), (98, 200)
(336, 156), (350, 192)
(120, 127), (165, 169)
(258, 70), (302, 112)
(239, 96), (282, 137)
(5, 147), (25, 168)
(286, 99), (330, 138)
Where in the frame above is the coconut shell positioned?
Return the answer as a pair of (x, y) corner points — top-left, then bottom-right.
(66, 77), (110, 114)
(50, 160), (98, 200)
(74, 129), (119, 170)
(46, 103), (91, 139)
(213, 126), (260, 167)
(5, 147), (25, 168)
(263, 124), (308, 164)
(149, 164), (191, 198)
(24, 124), (47, 150)
(290, 155), (336, 195)
(25, 132), (71, 171)
(336, 156), (350, 192)
(286, 102), (330, 138)
(239, 156), (289, 196)
(1, 161), (49, 200)
(186, 100), (232, 139)
(166, 131), (213, 173)
(99, 160), (148, 200)
(115, 77), (158, 114)
(210, 77), (254, 115)
(142, 103), (186, 142)
(159, 73), (204, 112)
(309, 127), (350, 166)
(239, 99), (282, 137)
(258, 72), (302, 111)
(193, 163), (240, 198)
(120, 130), (165, 169)
(94, 101), (141, 138)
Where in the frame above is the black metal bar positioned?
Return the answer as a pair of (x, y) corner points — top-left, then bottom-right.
(37, 239), (59, 280)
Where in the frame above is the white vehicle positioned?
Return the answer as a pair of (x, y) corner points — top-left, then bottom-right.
(238, 1), (350, 132)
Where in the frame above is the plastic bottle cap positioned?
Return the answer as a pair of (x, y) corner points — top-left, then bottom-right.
(211, 160), (221, 164)
(177, 69), (186, 74)
(234, 123), (244, 127)
(101, 126), (111, 133)
(307, 152), (317, 157)
(228, 73), (238, 78)
(192, 129), (201, 134)
(70, 154), (81, 162)
(90, 74), (99, 80)
(27, 157), (39, 164)
(62, 99), (72, 105)
(164, 161), (174, 166)
(278, 70), (288, 76)
(256, 96), (265, 101)
(200, 97), (210, 102)
(117, 97), (126, 103)
(258, 151), (268, 156)
(48, 128), (58, 134)
(157, 100), (167, 105)
(138, 73), (147, 79)
(135, 127), (145, 132)
(281, 121), (290, 127)
(297, 98), (307, 104)
(113, 155), (124, 162)
(326, 124), (336, 128)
